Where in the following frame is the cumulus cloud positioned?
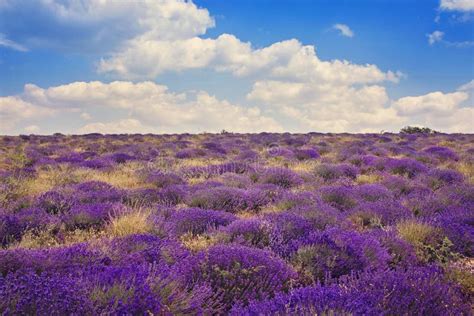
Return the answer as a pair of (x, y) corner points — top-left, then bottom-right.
(0, 0), (214, 52)
(0, 96), (53, 133)
(2, 79), (473, 134)
(427, 30), (474, 47)
(79, 119), (154, 134)
(247, 80), (403, 133)
(24, 125), (40, 133)
(2, 81), (283, 134)
(99, 34), (401, 84)
(427, 31), (444, 45)
(392, 91), (468, 115)
(247, 78), (473, 133)
(440, 0), (474, 11)
(391, 88), (473, 133)
(333, 24), (354, 37)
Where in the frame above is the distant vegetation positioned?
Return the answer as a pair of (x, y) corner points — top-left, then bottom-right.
(400, 126), (439, 134)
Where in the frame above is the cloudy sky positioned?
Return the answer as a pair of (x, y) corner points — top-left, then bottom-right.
(0, 0), (473, 134)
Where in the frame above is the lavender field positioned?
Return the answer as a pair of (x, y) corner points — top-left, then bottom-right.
(0, 132), (472, 315)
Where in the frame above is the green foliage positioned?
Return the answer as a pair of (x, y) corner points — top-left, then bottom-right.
(422, 237), (460, 265)
(400, 126), (439, 134)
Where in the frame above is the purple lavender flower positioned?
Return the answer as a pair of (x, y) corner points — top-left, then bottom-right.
(192, 244), (297, 311)
(267, 147), (296, 159)
(295, 147), (320, 160)
(0, 271), (93, 315)
(175, 148), (207, 159)
(424, 146), (459, 161)
(314, 163), (358, 181)
(36, 190), (75, 215)
(290, 228), (390, 284)
(0, 212), (23, 247)
(222, 218), (271, 248)
(385, 157), (429, 178)
(106, 152), (135, 164)
(188, 187), (247, 213)
(232, 267), (470, 315)
(258, 167), (303, 188)
(105, 234), (189, 267)
(79, 158), (114, 169)
(158, 184), (188, 206)
(168, 207), (236, 236)
(146, 171), (185, 188)
(230, 285), (367, 315)
(74, 181), (123, 203)
(426, 168), (464, 189)
(319, 185), (357, 211)
(63, 203), (118, 230)
(338, 266), (470, 315)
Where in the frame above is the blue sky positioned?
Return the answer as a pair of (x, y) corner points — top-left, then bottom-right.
(0, 0), (473, 134)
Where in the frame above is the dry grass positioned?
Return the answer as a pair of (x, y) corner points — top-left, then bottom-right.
(12, 229), (60, 249)
(173, 157), (225, 169)
(7, 162), (150, 201)
(356, 173), (383, 184)
(290, 160), (320, 173)
(12, 227), (107, 249)
(437, 140), (457, 149)
(72, 162), (151, 189)
(397, 220), (435, 246)
(446, 259), (474, 294)
(456, 162), (474, 184)
(22, 164), (79, 196)
(236, 211), (257, 219)
(106, 209), (154, 237)
(180, 232), (219, 252)
(187, 177), (209, 185)
(396, 220), (440, 262)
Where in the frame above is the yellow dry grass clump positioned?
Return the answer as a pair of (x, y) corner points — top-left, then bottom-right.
(180, 233), (219, 252)
(19, 161), (152, 199)
(456, 162), (474, 184)
(107, 209), (154, 237)
(14, 229), (107, 249)
(21, 164), (77, 196)
(356, 173), (383, 184)
(74, 162), (151, 189)
(397, 220), (435, 246)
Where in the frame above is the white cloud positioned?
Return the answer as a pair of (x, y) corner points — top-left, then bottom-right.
(333, 24), (354, 38)
(440, 0), (474, 11)
(0, 33), (27, 51)
(2, 79), (473, 134)
(80, 112), (92, 120)
(391, 88), (473, 133)
(392, 91), (469, 115)
(427, 31), (444, 45)
(246, 78), (473, 133)
(458, 79), (474, 91)
(0, 0), (214, 52)
(0, 96), (53, 133)
(4, 81), (283, 134)
(446, 40), (474, 47)
(427, 31), (474, 47)
(247, 80), (403, 132)
(79, 119), (154, 134)
(99, 34), (400, 85)
(24, 125), (40, 133)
